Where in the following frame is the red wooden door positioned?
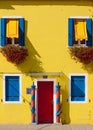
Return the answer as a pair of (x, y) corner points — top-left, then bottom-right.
(37, 81), (53, 124)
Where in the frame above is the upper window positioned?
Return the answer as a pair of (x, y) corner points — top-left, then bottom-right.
(68, 17), (92, 47)
(3, 74), (22, 103)
(6, 19), (19, 45)
(0, 16), (25, 46)
(69, 74), (87, 103)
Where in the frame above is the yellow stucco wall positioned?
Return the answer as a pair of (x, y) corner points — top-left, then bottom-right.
(0, 0), (93, 124)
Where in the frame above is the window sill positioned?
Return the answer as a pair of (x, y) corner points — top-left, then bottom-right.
(3, 100), (22, 104)
(69, 100), (88, 104)
(68, 44), (88, 48)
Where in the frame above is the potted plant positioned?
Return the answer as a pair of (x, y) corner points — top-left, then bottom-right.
(69, 46), (93, 64)
(1, 44), (28, 64)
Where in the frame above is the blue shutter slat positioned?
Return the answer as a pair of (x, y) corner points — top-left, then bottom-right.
(19, 18), (25, 46)
(71, 97), (85, 101)
(1, 18), (6, 46)
(86, 18), (92, 46)
(71, 76), (85, 97)
(68, 18), (74, 46)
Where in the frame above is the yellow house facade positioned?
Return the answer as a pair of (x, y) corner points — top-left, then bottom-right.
(0, 0), (93, 124)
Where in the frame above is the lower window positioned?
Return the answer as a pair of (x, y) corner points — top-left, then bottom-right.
(3, 74), (21, 103)
(69, 74), (87, 103)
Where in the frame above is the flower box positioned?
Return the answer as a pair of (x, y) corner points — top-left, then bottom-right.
(1, 45), (28, 64)
(69, 46), (93, 64)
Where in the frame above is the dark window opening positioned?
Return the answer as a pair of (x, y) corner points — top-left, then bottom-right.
(6, 38), (19, 45)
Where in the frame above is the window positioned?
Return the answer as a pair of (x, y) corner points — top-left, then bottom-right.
(6, 19), (19, 45)
(0, 16), (24, 46)
(3, 74), (22, 103)
(68, 17), (92, 47)
(69, 74), (87, 103)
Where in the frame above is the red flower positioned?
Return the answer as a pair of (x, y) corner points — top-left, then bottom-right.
(1, 45), (28, 64)
(69, 47), (93, 64)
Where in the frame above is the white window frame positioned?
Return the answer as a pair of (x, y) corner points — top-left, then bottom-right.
(3, 74), (22, 104)
(2, 16), (23, 45)
(69, 74), (88, 103)
(70, 16), (89, 46)
(70, 16), (90, 19)
(35, 79), (56, 124)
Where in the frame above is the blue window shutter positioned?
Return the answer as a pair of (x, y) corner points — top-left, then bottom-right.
(5, 76), (20, 101)
(86, 18), (92, 46)
(19, 18), (25, 46)
(68, 18), (74, 46)
(71, 76), (85, 101)
(1, 18), (6, 46)
(0, 18), (1, 46)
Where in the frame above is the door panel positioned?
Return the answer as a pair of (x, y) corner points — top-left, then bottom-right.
(37, 81), (53, 124)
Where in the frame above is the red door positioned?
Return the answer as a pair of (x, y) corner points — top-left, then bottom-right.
(37, 81), (53, 124)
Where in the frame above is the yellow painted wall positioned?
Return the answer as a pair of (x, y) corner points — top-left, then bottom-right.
(0, 0), (93, 124)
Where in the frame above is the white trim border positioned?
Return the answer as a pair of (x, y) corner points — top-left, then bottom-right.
(2, 16), (23, 19)
(69, 73), (88, 104)
(70, 16), (90, 19)
(3, 74), (22, 104)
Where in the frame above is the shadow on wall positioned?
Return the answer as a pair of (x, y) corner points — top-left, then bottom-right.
(0, 0), (93, 9)
(16, 20), (44, 74)
(60, 73), (70, 124)
(82, 61), (93, 74)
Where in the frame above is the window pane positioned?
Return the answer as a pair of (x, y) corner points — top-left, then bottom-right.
(5, 76), (20, 101)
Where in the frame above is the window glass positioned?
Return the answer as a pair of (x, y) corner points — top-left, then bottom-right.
(1, 17), (25, 46)
(68, 18), (92, 47)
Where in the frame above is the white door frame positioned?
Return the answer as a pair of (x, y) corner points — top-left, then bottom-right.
(35, 79), (56, 124)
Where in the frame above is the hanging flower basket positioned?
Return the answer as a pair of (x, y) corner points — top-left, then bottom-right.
(69, 47), (93, 64)
(1, 45), (28, 64)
